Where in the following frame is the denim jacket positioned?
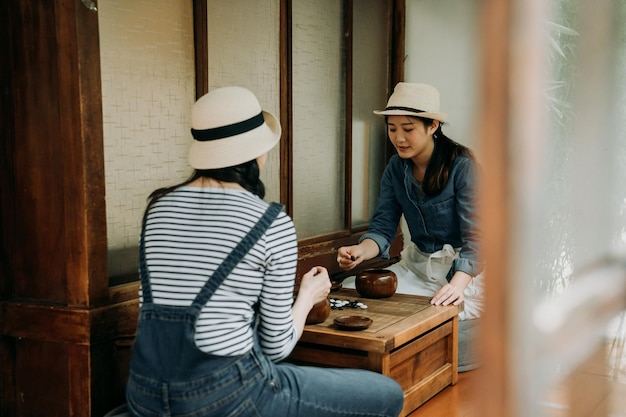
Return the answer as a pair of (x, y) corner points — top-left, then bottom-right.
(360, 153), (483, 279)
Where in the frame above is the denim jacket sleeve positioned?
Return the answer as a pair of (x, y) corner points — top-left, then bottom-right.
(359, 156), (404, 259)
(449, 157), (483, 278)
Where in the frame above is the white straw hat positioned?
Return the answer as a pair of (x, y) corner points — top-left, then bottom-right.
(373, 82), (448, 122)
(188, 86), (281, 170)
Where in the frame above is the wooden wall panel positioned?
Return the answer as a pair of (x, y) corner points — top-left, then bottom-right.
(2, 0), (107, 305)
(16, 340), (70, 416)
(1, 1), (121, 415)
(0, 0), (16, 301)
(0, 337), (18, 416)
(4, 1), (67, 303)
(59, 0), (109, 307)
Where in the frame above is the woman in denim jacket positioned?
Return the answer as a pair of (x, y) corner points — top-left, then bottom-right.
(338, 83), (484, 370)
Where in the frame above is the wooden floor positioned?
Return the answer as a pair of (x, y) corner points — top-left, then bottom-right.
(406, 371), (478, 417)
(406, 367), (626, 417)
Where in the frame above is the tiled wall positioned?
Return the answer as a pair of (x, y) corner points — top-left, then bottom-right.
(206, 0), (281, 203)
(100, 1), (281, 277)
(291, 0), (345, 238)
(99, 0), (195, 276)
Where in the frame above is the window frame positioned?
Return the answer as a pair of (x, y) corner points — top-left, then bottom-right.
(193, 0), (407, 281)
(282, 0), (407, 280)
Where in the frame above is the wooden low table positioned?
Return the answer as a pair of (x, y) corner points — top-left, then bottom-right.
(288, 288), (459, 416)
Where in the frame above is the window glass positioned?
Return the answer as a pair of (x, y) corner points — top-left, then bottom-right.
(292, 0), (346, 238)
(352, 1), (391, 227)
(99, 0), (195, 282)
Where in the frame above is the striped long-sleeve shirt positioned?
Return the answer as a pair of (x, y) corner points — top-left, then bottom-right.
(141, 186), (299, 362)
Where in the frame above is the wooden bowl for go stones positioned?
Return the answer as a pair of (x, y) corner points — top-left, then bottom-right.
(305, 298), (331, 324)
(355, 269), (398, 298)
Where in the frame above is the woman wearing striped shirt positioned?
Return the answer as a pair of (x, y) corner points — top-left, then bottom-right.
(125, 86), (405, 417)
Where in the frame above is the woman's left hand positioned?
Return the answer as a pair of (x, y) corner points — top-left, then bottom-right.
(430, 271), (472, 306)
(431, 283), (465, 306)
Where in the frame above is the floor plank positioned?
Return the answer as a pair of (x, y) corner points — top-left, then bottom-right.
(406, 370), (478, 417)
(405, 367), (626, 417)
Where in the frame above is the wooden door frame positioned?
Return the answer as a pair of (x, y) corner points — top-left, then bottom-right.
(476, 0), (512, 415)
(0, 1), (114, 416)
(477, 0), (626, 416)
(277, 0), (407, 282)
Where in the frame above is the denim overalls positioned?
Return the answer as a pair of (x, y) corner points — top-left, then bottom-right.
(126, 202), (404, 417)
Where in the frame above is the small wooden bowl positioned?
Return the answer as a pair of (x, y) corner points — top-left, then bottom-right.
(334, 315), (373, 331)
(305, 298), (331, 324)
(355, 269), (397, 298)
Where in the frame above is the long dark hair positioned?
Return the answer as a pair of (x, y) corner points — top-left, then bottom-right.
(417, 117), (475, 196)
(146, 159), (265, 211)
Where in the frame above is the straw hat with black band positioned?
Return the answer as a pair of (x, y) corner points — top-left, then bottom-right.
(373, 82), (448, 123)
(189, 86), (281, 170)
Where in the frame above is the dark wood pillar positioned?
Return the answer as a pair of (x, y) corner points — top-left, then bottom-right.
(0, 1), (135, 415)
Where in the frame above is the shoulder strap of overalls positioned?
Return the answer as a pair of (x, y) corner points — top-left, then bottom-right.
(138, 202), (283, 307)
(189, 202), (283, 315)
(138, 207), (154, 304)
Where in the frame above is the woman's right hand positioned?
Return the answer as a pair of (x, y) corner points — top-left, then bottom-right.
(337, 239), (381, 270)
(337, 245), (364, 270)
(297, 266), (331, 308)
(291, 266), (331, 340)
